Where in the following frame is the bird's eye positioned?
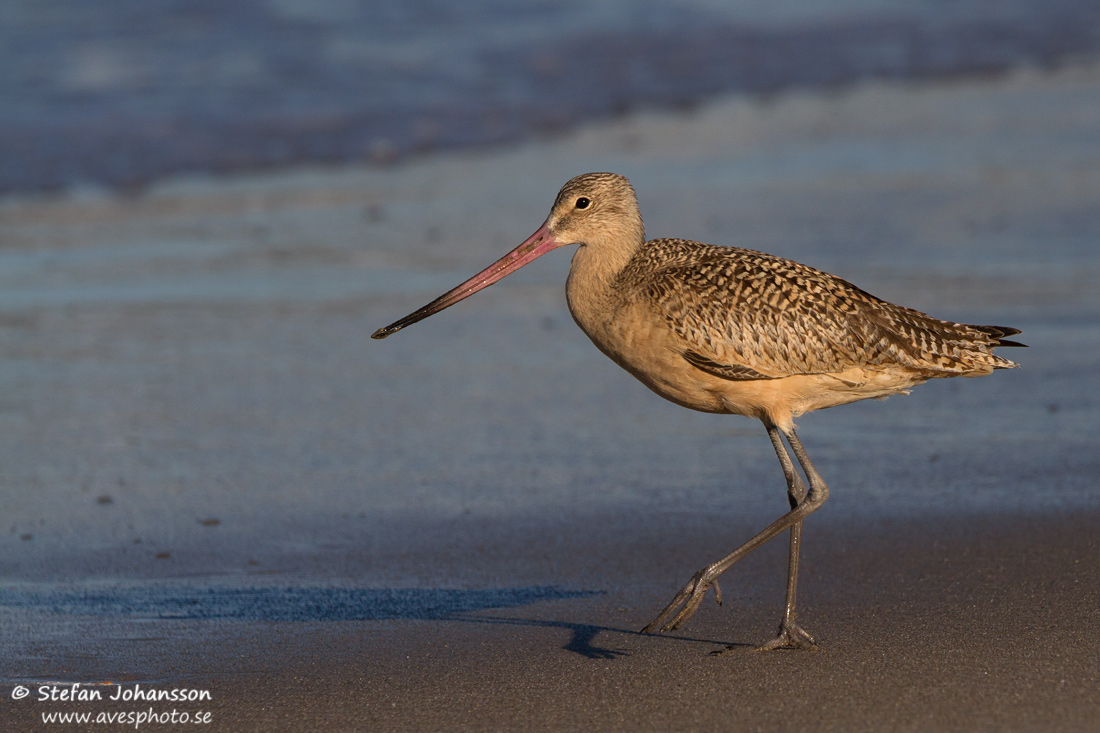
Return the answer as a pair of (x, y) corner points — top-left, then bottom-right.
(575, 197), (590, 209)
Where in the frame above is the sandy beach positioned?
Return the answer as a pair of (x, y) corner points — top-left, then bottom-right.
(2, 63), (1099, 730)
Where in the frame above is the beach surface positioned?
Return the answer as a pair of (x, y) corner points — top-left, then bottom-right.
(2, 64), (1099, 730)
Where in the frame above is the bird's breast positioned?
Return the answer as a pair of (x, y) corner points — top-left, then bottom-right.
(565, 264), (733, 414)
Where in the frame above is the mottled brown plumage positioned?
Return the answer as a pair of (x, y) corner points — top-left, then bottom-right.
(627, 238), (1019, 378)
(373, 171), (1024, 650)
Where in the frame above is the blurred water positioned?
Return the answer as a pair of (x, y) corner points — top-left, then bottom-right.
(2, 0), (1099, 193)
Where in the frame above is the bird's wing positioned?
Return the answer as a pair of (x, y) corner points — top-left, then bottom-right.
(681, 350), (779, 380)
(625, 240), (1013, 379)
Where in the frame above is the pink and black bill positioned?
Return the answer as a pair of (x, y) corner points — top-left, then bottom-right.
(372, 222), (561, 339)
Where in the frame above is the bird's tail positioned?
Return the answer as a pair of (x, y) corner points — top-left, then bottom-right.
(971, 325), (1027, 349)
(964, 324), (1026, 371)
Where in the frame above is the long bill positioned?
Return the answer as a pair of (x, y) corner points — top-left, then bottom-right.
(372, 222), (561, 339)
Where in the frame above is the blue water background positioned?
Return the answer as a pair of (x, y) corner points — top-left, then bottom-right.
(3, 0), (1099, 193)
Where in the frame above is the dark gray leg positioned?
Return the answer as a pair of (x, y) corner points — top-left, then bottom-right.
(756, 425), (820, 650)
(641, 422), (829, 649)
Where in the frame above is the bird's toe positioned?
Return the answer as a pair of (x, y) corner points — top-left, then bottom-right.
(753, 622), (817, 651)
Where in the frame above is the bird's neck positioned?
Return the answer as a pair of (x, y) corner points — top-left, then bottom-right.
(568, 230), (643, 290)
(565, 230), (646, 339)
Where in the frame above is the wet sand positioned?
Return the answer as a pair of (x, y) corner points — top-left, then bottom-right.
(2, 64), (1099, 730)
(4, 512), (1098, 731)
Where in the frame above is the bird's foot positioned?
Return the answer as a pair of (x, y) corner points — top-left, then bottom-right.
(754, 621), (817, 652)
(708, 621), (817, 655)
(641, 567), (723, 633)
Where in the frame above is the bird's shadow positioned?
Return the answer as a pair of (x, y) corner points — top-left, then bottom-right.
(453, 613), (736, 659)
(1, 584), (730, 660)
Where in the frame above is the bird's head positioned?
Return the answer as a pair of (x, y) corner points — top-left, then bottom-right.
(544, 172), (645, 250)
(372, 172), (643, 339)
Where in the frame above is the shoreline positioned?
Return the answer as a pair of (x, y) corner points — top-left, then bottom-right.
(4, 509), (1098, 730)
(2, 59), (1098, 731)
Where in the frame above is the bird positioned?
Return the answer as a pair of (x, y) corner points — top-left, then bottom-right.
(372, 172), (1024, 650)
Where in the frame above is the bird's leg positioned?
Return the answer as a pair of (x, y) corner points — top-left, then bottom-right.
(641, 424), (829, 643)
(755, 425), (819, 651)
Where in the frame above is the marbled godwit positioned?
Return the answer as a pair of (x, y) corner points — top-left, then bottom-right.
(372, 172), (1024, 650)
